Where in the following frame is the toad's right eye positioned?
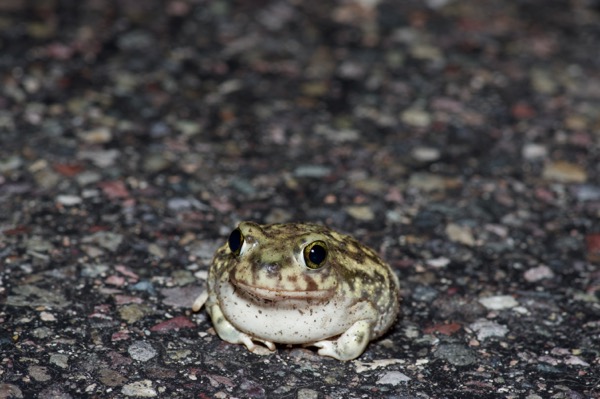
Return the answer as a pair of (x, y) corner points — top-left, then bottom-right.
(228, 228), (244, 255)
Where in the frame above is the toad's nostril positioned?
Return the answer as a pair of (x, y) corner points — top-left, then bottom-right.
(262, 263), (280, 275)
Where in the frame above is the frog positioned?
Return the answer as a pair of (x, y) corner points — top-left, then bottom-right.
(192, 221), (400, 360)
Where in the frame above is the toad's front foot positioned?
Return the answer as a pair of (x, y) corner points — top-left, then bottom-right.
(312, 320), (372, 361)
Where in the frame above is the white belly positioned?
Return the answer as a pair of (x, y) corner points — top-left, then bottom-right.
(217, 280), (374, 344)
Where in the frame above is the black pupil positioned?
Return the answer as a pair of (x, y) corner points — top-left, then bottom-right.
(309, 244), (327, 265)
(228, 229), (242, 253)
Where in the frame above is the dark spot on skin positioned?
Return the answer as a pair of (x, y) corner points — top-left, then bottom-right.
(365, 253), (382, 268)
(303, 276), (318, 291)
(287, 275), (298, 283)
(282, 255), (295, 268)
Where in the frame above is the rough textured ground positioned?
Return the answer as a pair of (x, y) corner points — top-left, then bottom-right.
(1, 0), (599, 398)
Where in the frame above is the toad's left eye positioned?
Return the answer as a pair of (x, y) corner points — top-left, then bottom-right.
(303, 241), (328, 269)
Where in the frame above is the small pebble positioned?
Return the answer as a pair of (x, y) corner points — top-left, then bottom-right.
(478, 295), (518, 310)
(411, 146), (441, 162)
(424, 322), (462, 336)
(434, 344), (476, 366)
(536, 363), (561, 374)
(469, 319), (509, 340)
(49, 353), (69, 369)
(76, 171), (102, 185)
(542, 161), (587, 183)
(82, 232), (124, 252)
(345, 205), (375, 221)
(167, 349), (192, 361)
(25, 236), (54, 253)
(538, 355), (560, 366)
(121, 380), (157, 397)
(6, 285), (69, 309)
(188, 240), (221, 261)
(522, 143), (548, 160)
(119, 304), (150, 324)
(530, 68), (557, 94)
(80, 263), (109, 278)
(574, 185), (600, 201)
(410, 43), (443, 62)
(169, 270), (196, 286)
(0, 384), (23, 399)
(0, 156), (23, 173)
(33, 169), (61, 189)
(175, 120), (202, 136)
(297, 388), (320, 399)
(160, 286), (204, 308)
(98, 369), (128, 387)
(32, 327), (54, 339)
(401, 107), (432, 128)
(150, 316), (195, 333)
(79, 127), (112, 144)
(106, 275), (126, 287)
(412, 285), (439, 302)
(445, 223), (476, 246)
(408, 172), (445, 192)
(130, 281), (156, 295)
(586, 234), (600, 262)
(167, 198), (206, 211)
(40, 311), (56, 321)
(293, 165), (331, 178)
(376, 371), (411, 385)
(354, 359), (405, 373)
(28, 365), (51, 382)
(128, 341), (157, 362)
(563, 355), (590, 367)
(37, 386), (72, 399)
(147, 243), (166, 259)
(231, 178), (257, 195)
(143, 154), (171, 173)
(112, 330), (131, 342)
(98, 180), (130, 199)
(426, 257), (450, 268)
(56, 194), (82, 206)
(524, 265), (555, 282)
(78, 149), (120, 167)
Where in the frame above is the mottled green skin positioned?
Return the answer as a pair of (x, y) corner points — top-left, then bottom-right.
(193, 221), (400, 360)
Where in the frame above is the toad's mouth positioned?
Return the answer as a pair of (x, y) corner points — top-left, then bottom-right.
(230, 277), (335, 301)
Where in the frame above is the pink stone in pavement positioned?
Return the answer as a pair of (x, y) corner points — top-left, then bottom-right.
(115, 265), (139, 281)
(106, 275), (126, 286)
(99, 180), (130, 199)
(112, 330), (131, 342)
(150, 316), (195, 333)
(114, 295), (144, 305)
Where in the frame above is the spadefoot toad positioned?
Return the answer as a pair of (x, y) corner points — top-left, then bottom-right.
(192, 221), (400, 360)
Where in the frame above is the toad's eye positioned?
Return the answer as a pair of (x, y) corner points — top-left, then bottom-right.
(303, 241), (328, 269)
(228, 228), (244, 255)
